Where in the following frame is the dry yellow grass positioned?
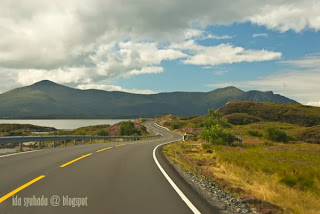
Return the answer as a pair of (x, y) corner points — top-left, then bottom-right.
(163, 141), (320, 214)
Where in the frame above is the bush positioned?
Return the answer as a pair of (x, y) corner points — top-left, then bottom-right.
(202, 109), (230, 128)
(119, 121), (141, 136)
(170, 123), (180, 130)
(96, 130), (109, 136)
(279, 176), (315, 190)
(201, 142), (212, 150)
(224, 113), (261, 125)
(247, 130), (262, 137)
(266, 127), (288, 142)
(201, 124), (235, 145)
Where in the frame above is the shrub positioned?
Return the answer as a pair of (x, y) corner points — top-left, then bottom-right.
(266, 127), (288, 142)
(170, 123), (180, 130)
(119, 121), (141, 136)
(224, 113), (261, 125)
(201, 142), (212, 150)
(247, 130), (262, 137)
(96, 130), (109, 136)
(202, 109), (230, 128)
(201, 124), (235, 145)
(279, 176), (315, 190)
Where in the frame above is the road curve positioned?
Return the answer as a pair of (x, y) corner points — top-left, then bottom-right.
(0, 121), (218, 214)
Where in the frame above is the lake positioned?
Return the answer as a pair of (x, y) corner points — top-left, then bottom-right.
(0, 119), (132, 130)
(0, 148), (17, 155)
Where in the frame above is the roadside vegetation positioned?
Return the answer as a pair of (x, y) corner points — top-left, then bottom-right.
(0, 120), (150, 152)
(0, 120), (148, 137)
(0, 124), (56, 136)
(160, 101), (320, 213)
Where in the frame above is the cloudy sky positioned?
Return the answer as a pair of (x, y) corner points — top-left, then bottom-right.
(0, 0), (320, 106)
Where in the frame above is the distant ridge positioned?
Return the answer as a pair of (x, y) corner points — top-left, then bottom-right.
(218, 100), (320, 127)
(0, 80), (298, 118)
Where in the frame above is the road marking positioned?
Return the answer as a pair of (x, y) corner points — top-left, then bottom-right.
(0, 150), (41, 158)
(115, 144), (125, 147)
(60, 153), (92, 168)
(152, 132), (201, 213)
(0, 175), (46, 203)
(96, 147), (112, 153)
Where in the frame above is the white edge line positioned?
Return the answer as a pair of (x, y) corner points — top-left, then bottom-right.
(154, 122), (170, 131)
(152, 123), (201, 214)
(0, 150), (42, 158)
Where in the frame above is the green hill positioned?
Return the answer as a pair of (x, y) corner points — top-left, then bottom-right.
(0, 80), (298, 118)
(218, 100), (320, 127)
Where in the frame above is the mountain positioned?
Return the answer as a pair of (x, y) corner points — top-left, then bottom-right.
(0, 80), (298, 118)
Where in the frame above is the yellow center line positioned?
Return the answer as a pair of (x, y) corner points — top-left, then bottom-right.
(0, 175), (46, 203)
(115, 144), (126, 147)
(60, 153), (92, 168)
(96, 147), (112, 153)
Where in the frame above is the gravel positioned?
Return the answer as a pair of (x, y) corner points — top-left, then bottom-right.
(164, 155), (259, 214)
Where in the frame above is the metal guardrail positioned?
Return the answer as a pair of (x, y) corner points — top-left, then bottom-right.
(0, 134), (161, 151)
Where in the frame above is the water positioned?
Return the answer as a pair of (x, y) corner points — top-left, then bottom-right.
(0, 119), (132, 130)
(0, 148), (16, 154)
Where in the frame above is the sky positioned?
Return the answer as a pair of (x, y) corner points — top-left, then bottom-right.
(0, 0), (319, 106)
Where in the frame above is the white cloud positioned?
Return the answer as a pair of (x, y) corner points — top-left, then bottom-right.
(183, 29), (233, 40)
(77, 84), (157, 94)
(249, 2), (320, 32)
(171, 40), (281, 66)
(16, 67), (91, 86)
(213, 70), (229, 75)
(280, 53), (320, 68)
(89, 41), (186, 79)
(0, 0), (318, 71)
(184, 29), (204, 39)
(252, 33), (268, 38)
(0, 0), (319, 93)
(206, 34), (234, 40)
(127, 67), (164, 77)
(206, 54), (320, 105)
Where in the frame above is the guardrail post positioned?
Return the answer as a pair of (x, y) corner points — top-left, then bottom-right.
(89, 139), (92, 144)
(53, 141), (56, 148)
(74, 139), (76, 145)
(38, 141), (42, 149)
(64, 140), (66, 146)
(103, 138), (105, 143)
(82, 139), (84, 144)
(19, 142), (23, 152)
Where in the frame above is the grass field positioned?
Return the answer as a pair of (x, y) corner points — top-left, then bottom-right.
(164, 140), (320, 213)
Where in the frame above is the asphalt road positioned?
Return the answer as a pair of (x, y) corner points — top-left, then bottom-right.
(0, 121), (218, 214)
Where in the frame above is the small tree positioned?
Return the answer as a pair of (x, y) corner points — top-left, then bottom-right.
(202, 109), (230, 128)
(170, 123), (180, 130)
(201, 124), (235, 145)
(119, 121), (141, 136)
(96, 130), (109, 136)
(201, 108), (234, 145)
(266, 127), (288, 142)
